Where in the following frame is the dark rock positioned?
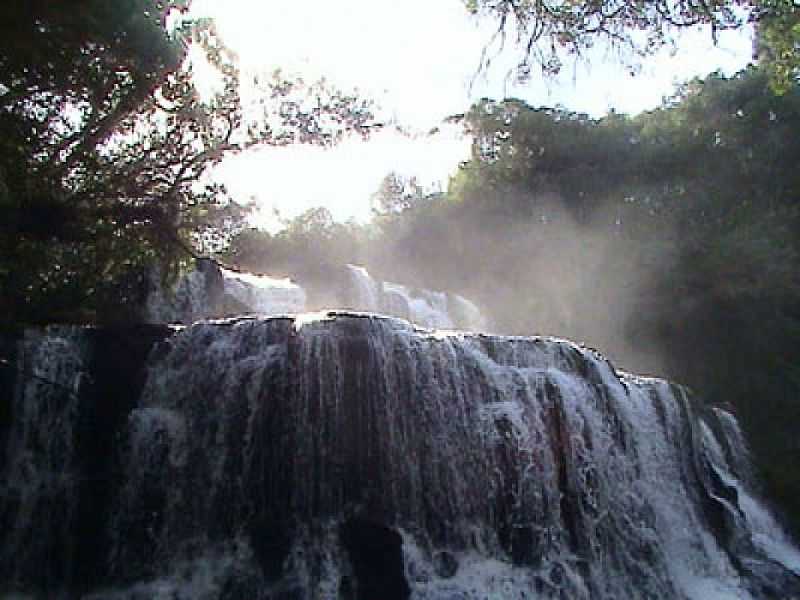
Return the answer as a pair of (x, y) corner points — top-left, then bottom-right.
(0, 326), (20, 474)
(0, 324), (173, 594)
(73, 325), (173, 591)
(339, 575), (355, 599)
(197, 257), (225, 311)
(248, 517), (292, 581)
(340, 517), (410, 600)
(433, 550), (459, 578)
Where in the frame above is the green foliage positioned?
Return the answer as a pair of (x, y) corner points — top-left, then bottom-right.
(225, 208), (369, 280)
(225, 68), (800, 534)
(465, 0), (751, 79)
(0, 6), (377, 324)
(0, 0), (187, 323)
(467, 0), (799, 94)
(446, 68), (800, 534)
(757, 0), (800, 93)
(370, 172), (426, 217)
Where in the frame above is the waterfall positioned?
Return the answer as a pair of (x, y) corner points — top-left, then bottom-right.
(346, 264), (485, 331)
(144, 261), (307, 324)
(221, 268), (307, 315)
(145, 264), (216, 325)
(1, 327), (90, 590)
(381, 282), (453, 329)
(448, 293), (487, 333)
(2, 314), (798, 599)
(145, 261), (485, 332)
(345, 265), (382, 312)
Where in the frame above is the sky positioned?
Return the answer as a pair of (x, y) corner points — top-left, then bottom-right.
(189, 0), (754, 230)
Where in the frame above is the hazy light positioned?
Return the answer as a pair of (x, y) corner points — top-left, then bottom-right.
(189, 0), (753, 228)
(217, 125), (469, 231)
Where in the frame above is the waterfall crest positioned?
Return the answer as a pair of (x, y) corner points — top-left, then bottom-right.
(2, 314), (798, 598)
(144, 260), (486, 332)
(344, 264), (486, 331)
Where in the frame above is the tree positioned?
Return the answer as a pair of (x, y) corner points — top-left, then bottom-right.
(421, 69), (800, 535)
(0, 5), (378, 323)
(225, 207), (370, 284)
(0, 0), (188, 322)
(755, 0), (800, 92)
(370, 172), (426, 216)
(466, 0), (798, 90)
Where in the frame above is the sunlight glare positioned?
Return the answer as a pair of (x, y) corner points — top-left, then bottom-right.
(189, 0), (486, 129)
(216, 125), (470, 232)
(187, 0), (752, 228)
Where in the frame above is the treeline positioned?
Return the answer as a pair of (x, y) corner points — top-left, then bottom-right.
(226, 68), (800, 535)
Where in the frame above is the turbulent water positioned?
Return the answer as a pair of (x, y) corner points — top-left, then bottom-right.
(144, 260), (485, 332)
(2, 314), (799, 599)
(345, 265), (486, 331)
(221, 268), (307, 315)
(144, 260), (306, 324)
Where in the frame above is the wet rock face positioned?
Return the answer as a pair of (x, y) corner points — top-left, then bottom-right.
(432, 551), (458, 578)
(340, 518), (410, 600)
(2, 314), (800, 599)
(0, 329), (19, 475)
(0, 324), (173, 595)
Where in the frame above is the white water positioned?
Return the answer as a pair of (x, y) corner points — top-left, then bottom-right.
(346, 264), (382, 312)
(95, 315), (800, 598)
(1, 327), (90, 589)
(146, 261), (485, 332)
(5, 316), (797, 598)
(347, 264), (485, 331)
(382, 282), (454, 329)
(448, 293), (487, 332)
(221, 267), (306, 315)
(145, 267), (210, 324)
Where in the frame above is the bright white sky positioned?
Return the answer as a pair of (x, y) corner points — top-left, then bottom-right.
(189, 0), (753, 230)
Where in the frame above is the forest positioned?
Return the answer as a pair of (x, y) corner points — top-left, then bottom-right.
(2, 0), (800, 563)
(226, 68), (800, 537)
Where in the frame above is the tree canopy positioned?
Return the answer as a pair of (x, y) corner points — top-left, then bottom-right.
(224, 67), (800, 535)
(467, 0), (799, 90)
(756, 0), (800, 91)
(0, 2), (377, 324)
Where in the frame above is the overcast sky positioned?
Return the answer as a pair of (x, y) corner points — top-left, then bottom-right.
(190, 0), (753, 229)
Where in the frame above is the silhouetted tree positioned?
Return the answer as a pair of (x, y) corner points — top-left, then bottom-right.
(0, 5), (377, 323)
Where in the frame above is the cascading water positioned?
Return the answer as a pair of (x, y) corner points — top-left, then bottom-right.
(221, 268), (307, 315)
(145, 264), (217, 325)
(144, 260), (484, 332)
(144, 261), (307, 324)
(2, 314), (798, 599)
(447, 293), (487, 333)
(1, 328), (90, 590)
(381, 282), (453, 329)
(345, 265), (382, 313)
(346, 264), (485, 331)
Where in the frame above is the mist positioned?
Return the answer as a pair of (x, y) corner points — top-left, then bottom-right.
(223, 73), (800, 537)
(356, 188), (673, 376)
